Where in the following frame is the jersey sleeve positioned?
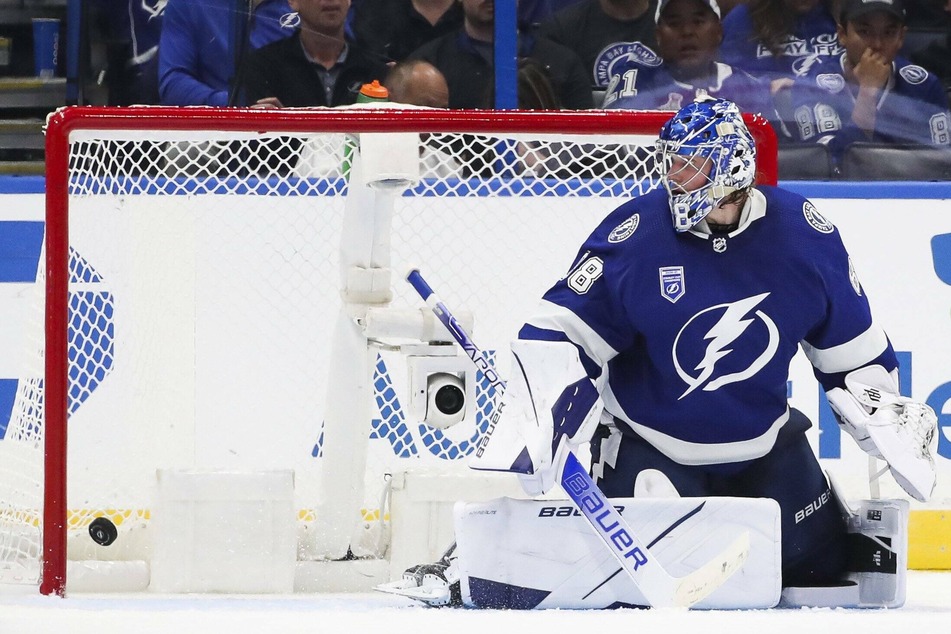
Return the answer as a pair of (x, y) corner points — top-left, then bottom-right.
(158, 0), (230, 106)
(798, 211), (898, 390)
(518, 206), (641, 379)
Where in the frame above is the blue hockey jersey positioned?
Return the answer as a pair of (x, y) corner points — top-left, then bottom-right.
(788, 54), (951, 152)
(719, 3), (842, 82)
(601, 56), (775, 126)
(159, 0), (298, 106)
(519, 186), (897, 466)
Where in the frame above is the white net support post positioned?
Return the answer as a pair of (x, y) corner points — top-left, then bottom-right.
(0, 106), (777, 596)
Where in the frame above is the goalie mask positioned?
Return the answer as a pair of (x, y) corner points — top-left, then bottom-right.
(656, 97), (757, 232)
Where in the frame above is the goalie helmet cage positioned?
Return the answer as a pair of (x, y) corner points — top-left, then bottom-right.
(26, 106), (777, 596)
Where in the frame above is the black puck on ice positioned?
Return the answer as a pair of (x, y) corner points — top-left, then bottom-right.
(89, 517), (118, 546)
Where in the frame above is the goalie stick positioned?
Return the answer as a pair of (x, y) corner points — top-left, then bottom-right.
(404, 268), (750, 608)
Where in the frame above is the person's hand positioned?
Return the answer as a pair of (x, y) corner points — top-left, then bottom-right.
(852, 48), (891, 91)
(250, 97), (284, 109)
(769, 77), (794, 97)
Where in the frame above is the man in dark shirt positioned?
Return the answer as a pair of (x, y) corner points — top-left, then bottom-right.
(244, 0), (387, 107)
(539, 0), (659, 89)
(351, 0), (463, 64)
(409, 0), (594, 109)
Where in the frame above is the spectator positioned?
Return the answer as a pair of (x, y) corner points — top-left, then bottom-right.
(159, 0), (298, 106)
(787, 0), (951, 159)
(409, 0), (594, 109)
(513, 57), (564, 109)
(383, 60), (463, 178)
(602, 0), (775, 127)
(520, 1), (587, 30)
(720, 0), (843, 94)
(350, 0), (463, 65)
(538, 0), (659, 89)
(244, 0), (388, 107)
(383, 59), (450, 107)
(90, 0), (165, 105)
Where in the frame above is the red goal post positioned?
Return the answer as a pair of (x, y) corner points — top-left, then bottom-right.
(30, 106), (778, 596)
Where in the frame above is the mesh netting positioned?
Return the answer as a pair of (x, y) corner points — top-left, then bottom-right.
(3, 114), (674, 588)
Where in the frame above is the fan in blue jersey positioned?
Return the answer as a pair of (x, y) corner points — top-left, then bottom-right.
(158, 0), (298, 106)
(787, 0), (951, 158)
(603, 0), (776, 130)
(720, 0), (843, 84)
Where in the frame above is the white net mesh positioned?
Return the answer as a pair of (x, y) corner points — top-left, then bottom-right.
(1, 107), (772, 592)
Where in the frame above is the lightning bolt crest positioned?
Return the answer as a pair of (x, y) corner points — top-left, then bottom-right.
(678, 293), (771, 399)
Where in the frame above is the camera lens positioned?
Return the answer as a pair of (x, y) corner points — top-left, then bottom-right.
(434, 383), (465, 415)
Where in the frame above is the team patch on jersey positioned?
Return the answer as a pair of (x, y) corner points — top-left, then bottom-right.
(848, 257), (862, 296)
(608, 214), (640, 243)
(803, 201), (834, 233)
(594, 42), (661, 87)
(816, 73), (846, 94)
(899, 65), (929, 85)
(659, 266), (685, 304)
(280, 11), (301, 29)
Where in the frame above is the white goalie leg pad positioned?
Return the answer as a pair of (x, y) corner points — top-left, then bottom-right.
(453, 496), (781, 610)
(844, 498), (909, 608)
(781, 474), (909, 609)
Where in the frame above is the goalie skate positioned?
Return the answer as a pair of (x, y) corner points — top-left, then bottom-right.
(375, 544), (462, 607)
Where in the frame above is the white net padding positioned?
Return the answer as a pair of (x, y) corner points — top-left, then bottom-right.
(0, 107), (775, 594)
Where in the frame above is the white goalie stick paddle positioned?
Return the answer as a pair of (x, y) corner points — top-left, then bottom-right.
(405, 268), (750, 608)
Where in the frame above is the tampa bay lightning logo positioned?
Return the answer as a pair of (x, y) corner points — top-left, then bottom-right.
(791, 53), (820, 77)
(594, 42), (661, 87)
(672, 293), (779, 399)
(279, 12), (301, 29)
(816, 73), (845, 93)
(803, 201), (834, 233)
(608, 213), (639, 243)
(900, 65), (929, 85)
(140, 0), (166, 20)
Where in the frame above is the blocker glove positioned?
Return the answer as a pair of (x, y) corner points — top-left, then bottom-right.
(469, 339), (603, 498)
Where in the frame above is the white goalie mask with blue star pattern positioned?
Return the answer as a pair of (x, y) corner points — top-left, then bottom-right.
(656, 97), (757, 232)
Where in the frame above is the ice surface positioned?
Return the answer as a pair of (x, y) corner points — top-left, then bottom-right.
(1, 571), (949, 634)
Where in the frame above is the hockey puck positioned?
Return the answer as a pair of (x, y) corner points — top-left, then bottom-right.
(89, 517), (118, 546)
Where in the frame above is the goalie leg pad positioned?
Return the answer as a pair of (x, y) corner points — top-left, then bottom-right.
(453, 496), (781, 610)
(780, 498), (908, 609)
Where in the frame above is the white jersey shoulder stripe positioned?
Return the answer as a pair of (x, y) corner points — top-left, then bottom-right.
(800, 324), (889, 374)
(602, 385), (790, 464)
(524, 299), (618, 368)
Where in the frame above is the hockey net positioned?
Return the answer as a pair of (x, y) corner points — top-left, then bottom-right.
(1, 106), (776, 595)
